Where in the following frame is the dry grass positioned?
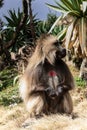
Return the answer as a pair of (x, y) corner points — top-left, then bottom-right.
(0, 88), (87, 130)
(0, 62), (87, 130)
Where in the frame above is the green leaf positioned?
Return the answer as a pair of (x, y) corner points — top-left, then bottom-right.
(4, 16), (15, 27)
(46, 1), (81, 17)
(61, 0), (76, 10)
(57, 27), (67, 40)
(46, 3), (68, 13)
(54, 0), (70, 11)
(48, 16), (62, 33)
(9, 10), (17, 23)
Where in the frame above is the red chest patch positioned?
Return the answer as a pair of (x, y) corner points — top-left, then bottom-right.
(48, 70), (57, 77)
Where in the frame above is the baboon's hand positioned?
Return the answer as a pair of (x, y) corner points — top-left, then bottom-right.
(57, 86), (63, 94)
(57, 85), (70, 96)
(45, 87), (59, 98)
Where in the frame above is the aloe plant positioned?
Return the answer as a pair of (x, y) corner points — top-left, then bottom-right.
(4, 9), (23, 28)
(46, 0), (87, 58)
(2, 9), (38, 51)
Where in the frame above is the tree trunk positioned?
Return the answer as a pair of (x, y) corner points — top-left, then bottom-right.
(28, 0), (36, 43)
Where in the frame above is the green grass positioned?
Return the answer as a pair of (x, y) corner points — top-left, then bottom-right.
(0, 85), (22, 106)
(75, 77), (86, 88)
(0, 67), (22, 106)
(0, 67), (18, 91)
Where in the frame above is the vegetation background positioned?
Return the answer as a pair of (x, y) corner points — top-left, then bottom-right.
(0, 0), (87, 130)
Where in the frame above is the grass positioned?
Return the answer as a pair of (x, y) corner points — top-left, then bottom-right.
(0, 67), (18, 91)
(0, 67), (22, 106)
(0, 62), (87, 130)
(0, 85), (22, 106)
(1, 95), (87, 130)
(75, 77), (86, 88)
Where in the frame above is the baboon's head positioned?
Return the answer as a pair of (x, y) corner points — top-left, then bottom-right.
(36, 34), (66, 64)
(28, 34), (66, 69)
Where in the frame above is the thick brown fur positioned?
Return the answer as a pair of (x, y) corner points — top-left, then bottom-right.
(19, 34), (75, 117)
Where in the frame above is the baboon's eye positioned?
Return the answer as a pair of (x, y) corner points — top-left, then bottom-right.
(54, 41), (58, 46)
(54, 40), (62, 46)
(58, 41), (62, 45)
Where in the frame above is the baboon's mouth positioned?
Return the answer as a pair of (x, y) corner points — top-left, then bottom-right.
(49, 93), (58, 99)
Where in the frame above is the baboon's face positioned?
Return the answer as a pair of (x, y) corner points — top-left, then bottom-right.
(41, 35), (66, 63)
(55, 41), (66, 59)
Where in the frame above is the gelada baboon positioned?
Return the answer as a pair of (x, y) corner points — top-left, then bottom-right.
(19, 34), (75, 117)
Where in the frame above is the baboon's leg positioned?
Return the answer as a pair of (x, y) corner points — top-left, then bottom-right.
(58, 92), (73, 114)
(26, 93), (47, 117)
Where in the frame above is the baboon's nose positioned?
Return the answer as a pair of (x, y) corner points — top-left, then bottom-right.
(62, 49), (66, 57)
(50, 94), (56, 98)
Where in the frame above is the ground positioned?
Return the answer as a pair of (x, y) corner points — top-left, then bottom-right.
(0, 62), (87, 130)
